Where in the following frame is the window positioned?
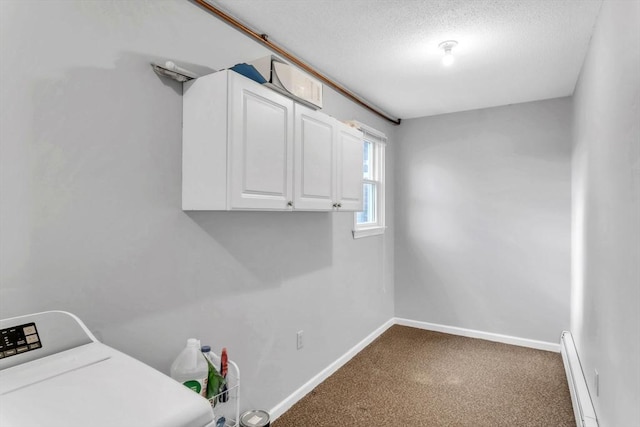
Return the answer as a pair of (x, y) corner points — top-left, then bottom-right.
(352, 122), (386, 238)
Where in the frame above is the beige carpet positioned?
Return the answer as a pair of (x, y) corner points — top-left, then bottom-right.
(272, 325), (575, 427)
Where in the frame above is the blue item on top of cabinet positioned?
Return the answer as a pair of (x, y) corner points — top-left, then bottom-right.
(229, 63), (267, 84)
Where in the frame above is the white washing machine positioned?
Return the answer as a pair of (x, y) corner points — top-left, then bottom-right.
(0, 311), (215, 427)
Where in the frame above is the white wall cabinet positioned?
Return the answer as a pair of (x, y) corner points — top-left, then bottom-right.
(182, 70), (363, 212)
(228, 73), (294, 210)
(183, 70), (294, 210)
(336, 124), (365, 211)
(293, 104), (364, 211)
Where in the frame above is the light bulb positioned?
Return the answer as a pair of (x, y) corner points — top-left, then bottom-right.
(442, 50), (454, 66)
(438, 40), (458, 67)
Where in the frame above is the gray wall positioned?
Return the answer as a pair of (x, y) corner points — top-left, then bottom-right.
(0, 0), (395, 412)
(5, 0), (637, 424)
(571, 0), (640, 425)
(395, 98), (572, 343)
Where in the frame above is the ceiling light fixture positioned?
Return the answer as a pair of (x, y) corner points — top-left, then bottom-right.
(438, 40), (458, 66)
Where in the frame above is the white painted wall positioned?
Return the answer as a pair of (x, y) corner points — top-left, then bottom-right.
(571, 1), (640, 425)
(0, 0), (395, 412)
(394, 98), (572, 344)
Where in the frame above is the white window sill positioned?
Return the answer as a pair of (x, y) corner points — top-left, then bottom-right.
(352, 226), (386, 239)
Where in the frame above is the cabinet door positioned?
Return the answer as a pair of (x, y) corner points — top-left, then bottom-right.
(228, 74), (294, 210)
(336, 124), (364, 211)
(293, 104), (335, 210)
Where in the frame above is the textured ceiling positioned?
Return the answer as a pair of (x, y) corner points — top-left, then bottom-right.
(212, 0), (602, 120)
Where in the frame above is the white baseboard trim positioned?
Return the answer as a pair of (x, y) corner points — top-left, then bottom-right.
(268, 318), (395, 421)
(394, 317), (561, 353)
(269, 317), (561, 421)
(560, 331), (598, 427)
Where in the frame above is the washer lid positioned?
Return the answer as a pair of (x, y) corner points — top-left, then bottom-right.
(0, 342), (214, 427)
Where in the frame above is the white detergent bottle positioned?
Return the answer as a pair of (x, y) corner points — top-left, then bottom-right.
(171, 338), (209, 397)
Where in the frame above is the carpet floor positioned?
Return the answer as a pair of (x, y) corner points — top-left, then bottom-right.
(272, 325), (575, 427)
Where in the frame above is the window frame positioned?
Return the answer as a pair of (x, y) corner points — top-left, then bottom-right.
(352, 122), (386, 239)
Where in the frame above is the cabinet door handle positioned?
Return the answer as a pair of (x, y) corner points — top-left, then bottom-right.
(337, 203), (342, 208)
(332, 203), (338, 208)
(287, 201), (294, 207)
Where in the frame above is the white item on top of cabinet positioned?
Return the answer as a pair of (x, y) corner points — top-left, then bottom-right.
(293, 104), (363, 211)
(182, 70), (362, 212)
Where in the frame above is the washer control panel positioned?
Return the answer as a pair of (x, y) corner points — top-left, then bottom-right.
(0, 322), (41, 359)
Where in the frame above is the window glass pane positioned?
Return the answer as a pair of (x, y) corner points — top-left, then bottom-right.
(357, 182), (376, 224)
(363, 141), (373, 180)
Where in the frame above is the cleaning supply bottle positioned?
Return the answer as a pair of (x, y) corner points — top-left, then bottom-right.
(201, 345), (226, 405)
(219, 348), (229, 403)
(171, 338), (209, 397)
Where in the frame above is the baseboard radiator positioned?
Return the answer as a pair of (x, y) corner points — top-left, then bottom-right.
(560, 331), (598, 427)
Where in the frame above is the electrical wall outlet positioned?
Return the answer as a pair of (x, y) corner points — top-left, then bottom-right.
(594, 369), (599, 397)
(297, 330), (304, 350)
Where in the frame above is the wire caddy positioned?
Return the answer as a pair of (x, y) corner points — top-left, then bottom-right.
(206, 351), (240, 427)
